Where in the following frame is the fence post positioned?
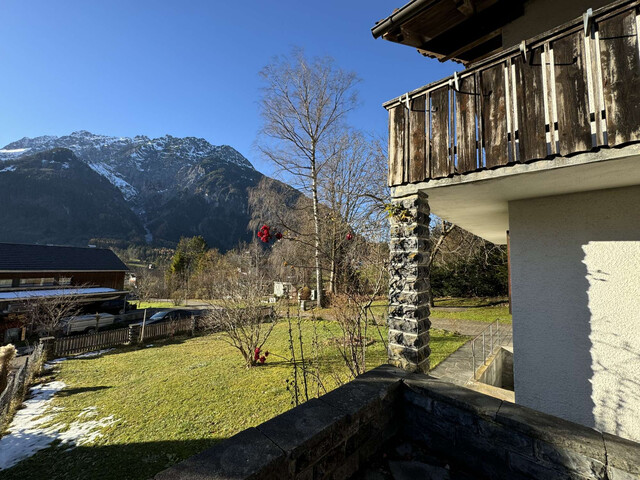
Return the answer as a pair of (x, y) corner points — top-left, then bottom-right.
(128, 324), (141, 345)
(490, 324), (493, 354)
(482, 333), (486, 365)
(40, 337), (56, 362)
(471, 340), (476, 380)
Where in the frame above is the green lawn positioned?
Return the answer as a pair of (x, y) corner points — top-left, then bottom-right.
(0, 321), (468, 480)
(136, 301), (174, 309)
(313, 297), (512, 325)
(430, 305), (512, 324)
(433, 296), (509, 308)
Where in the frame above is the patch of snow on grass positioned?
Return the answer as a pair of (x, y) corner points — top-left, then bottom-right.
(74, 348), (114, 359)
(0, 377), (117, 470)
(0, 381), (65, 469)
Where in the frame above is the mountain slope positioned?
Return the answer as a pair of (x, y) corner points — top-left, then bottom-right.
(0, 148), (146, 246)
(0, 131), (297, 250)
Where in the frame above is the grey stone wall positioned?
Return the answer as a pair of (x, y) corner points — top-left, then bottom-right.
(402, 375), (640, 480)
(153, 365), (640, 480)
(388, 191), (431, 373)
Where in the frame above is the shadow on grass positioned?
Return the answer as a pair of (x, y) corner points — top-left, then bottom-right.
(56, 386), (111, 397)
(0, 438), (221, 480)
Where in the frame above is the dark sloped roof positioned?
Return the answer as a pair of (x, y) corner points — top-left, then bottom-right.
(0, 243), (128, 272)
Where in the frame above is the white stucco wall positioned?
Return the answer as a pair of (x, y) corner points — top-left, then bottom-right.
(509, 185), (640, 442)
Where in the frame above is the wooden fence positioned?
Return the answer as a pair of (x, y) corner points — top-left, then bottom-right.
(386, 0), (640, 186)
(53, 318), (197, 357)
(141, 318), (194, 341)
(54, 327), (131, 357)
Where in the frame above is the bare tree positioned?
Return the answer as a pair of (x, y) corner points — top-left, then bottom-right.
(199, 257), (275, 368)
(133, 268), (163, 307)
(318, 130), (388, 293)
(22, 289), (84, 337)
(258, 49), (359, 307)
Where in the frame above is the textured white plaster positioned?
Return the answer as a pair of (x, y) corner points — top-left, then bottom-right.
(509, 185), (640, 442)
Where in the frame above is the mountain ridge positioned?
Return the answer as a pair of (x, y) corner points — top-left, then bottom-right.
(0, 131), (297, 251)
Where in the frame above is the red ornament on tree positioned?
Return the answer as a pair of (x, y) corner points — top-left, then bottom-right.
(346, 232), (353, 241)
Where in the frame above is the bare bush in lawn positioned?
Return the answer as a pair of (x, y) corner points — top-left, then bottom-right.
(22, 289), (84, 337)
(200, 264), (275, 368)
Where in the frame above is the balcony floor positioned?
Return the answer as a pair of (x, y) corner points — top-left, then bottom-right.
(392, 143), (640, 244)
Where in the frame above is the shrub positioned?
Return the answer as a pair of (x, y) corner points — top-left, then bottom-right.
(299, 286), (311, 301)
(0, 344), (16, 393)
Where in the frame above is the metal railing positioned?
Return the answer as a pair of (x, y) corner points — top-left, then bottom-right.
(470, 320), (511, 380)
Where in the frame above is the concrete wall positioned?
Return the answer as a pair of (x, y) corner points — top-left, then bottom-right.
(478, 346), (514, 390)
(502, 0), (611, 49)
(509, 185), (640, 443)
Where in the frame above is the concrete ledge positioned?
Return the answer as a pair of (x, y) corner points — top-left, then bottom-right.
(154, 427), (287, 480)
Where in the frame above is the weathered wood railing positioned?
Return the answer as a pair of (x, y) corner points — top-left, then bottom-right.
(386, 0), (640, 186)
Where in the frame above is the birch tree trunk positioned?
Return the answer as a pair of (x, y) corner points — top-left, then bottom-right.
(311, 161), (324, 308)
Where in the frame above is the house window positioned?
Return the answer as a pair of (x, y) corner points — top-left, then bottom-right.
(0, 279), (12, 289)
(58, 277), (72, 286)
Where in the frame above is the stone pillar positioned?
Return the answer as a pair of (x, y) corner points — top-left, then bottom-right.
(39, 336), (56, 362)
(388, 191), (431, 373)
(128, 324), (141, 345)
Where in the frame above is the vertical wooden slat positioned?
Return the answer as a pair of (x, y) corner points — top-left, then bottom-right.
(388, 105), (406, 186)
(552, 32), (592, 154)
(475, 72), (485, 167)
(480, 63), (509, 168)
(513, 47), (548, 162)
(430, 86), (451, 178)
(598, 9), (640, 146)
(449, 87), (455, 174)
(409, 94), (427, 182)
(456, 75), (478, 173)
(593, 25), (608, 145)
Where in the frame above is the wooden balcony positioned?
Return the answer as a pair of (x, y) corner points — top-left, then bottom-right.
(386, 0), (640, 187)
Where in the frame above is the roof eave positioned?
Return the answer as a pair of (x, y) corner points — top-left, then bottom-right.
(371, 0), (439, 39)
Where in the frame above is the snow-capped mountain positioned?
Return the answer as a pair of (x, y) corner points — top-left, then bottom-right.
(0, 131), (297, 250)
(0, 131), (253, 202)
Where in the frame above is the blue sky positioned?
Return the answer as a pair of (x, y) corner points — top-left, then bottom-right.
(0, 0), (457, 176)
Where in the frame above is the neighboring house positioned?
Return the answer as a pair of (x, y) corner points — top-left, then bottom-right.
(374, 0), (640, 442)
(0, 243), (129, 342)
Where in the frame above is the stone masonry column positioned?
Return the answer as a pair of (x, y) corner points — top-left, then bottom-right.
(388, 191), (431, 373)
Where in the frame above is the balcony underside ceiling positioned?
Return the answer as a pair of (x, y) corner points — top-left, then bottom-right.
(391, 144), (640, 245)
(371, 0), (525, 63)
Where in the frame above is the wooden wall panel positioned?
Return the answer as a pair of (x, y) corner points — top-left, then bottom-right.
(552, 32), (592, 154)
(430, 86), (451, 178)
(513, 47), (548, 162)
(388, 105), (406, 186)
(599, 10), (640, 146)
(409, 94), (428, 182)
(480, 63), (509, 168)
(456, 75), (478, 173)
